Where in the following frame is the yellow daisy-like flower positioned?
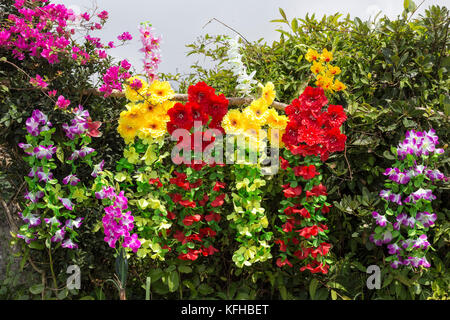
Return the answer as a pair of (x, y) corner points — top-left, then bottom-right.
(119, 103), (146, 130)
(117, 121), (139, 144)
(327, 65), (341, 76)
(266, 109), (288, 129)
(139, 101), (169, 122)
(320, 48), (333, 63)
(161, 100), (176, 113)
(268, 127), (285, 148)
(310, 61), (325, 75)
(305, 48), (320, 62)
(123, 76), (148, 102)
(147, 80), (174, 105)
(140, 116), (167, 139)
(260, 82), (276, 107)
(243, 99), (269, 126)
(222, 109), (244, 134)
(332, 79), (347, 91)
(242, 116), (266, 142)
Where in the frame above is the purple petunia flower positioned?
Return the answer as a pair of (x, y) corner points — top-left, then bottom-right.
(36, 170), (53, 183)
(91, 160), (105, 178)
(415, 212), (437, 228)
(44, 216), (61, 227)
(61, 238), (78, 249)
(65, 217), (84, 229)
(58, 197), (74, 211)
(62, 174), (80, 186)
(387, 243), (401, 255)
(51, 228), (65, 242)
(372, 211), (388, 227)
(413, 234), (430, 249)
(33, 145), (56, 160)
(24, 190), (44, 203)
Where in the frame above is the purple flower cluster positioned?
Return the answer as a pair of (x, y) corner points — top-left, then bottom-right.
(397, 129), (444, 159)
(369, 129), (446, 270)
(97, 187), (141, 253)
(62, 105), (91, 139)
(25, 109), (52, 136)
(139, 24), (162, 81)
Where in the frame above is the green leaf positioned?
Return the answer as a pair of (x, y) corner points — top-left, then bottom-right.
(279, 8), (287, 21)
(29, 284), (45, 295)
(309, 278), (318, 300)
(178, 265), (192, 274)
(29, 241), (44, 250)
(167, 272), (179, 293)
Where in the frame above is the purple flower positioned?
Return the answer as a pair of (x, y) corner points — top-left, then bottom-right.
(25, 115), (40, 136)
(65, 217), (84, 229)
(122, 233), (141, 253)
(16, 233), (36, 244)
(372, 211), (388, 227)
(388, 193), (402, 205)
(91, 160), (105, 177)
(28, 166), (43, 178)
(24, 190), (44, 203)
(36, 170), (53, 183)
(79, 146), (95, 158)
(61, 239), (78, 249)
(413, 234), (430, 249)
(415, 212), (437, 228)
(379, 189), (391, 201)
(387, 243), (401, 255)
(408, 188), (436, 203)
(400, 239), (414, 250)
(59, 197), (74, 211)
(18, 142), (33, 155)
(21, 213), (41, 227)
(44, 216), (61, 227)
(62, 174), (80, 186)
(118, 32), (133, 41)
(425, 169), (446, 181)
(33, 145), (56, 160)
(51, 228), (65, 242)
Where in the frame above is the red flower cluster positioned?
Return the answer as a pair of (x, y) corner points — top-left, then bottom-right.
(282, 86), (347, 161)
(167, 82), (228, 135)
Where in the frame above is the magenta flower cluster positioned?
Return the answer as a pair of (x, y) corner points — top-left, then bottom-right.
(96, 187), (141, 253)
(62, 105), (90, 139)
(98, 60), (132, 97)
(370, 129), (447, 270)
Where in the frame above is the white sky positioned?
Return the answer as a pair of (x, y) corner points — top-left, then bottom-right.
(53, 0), (450, 77)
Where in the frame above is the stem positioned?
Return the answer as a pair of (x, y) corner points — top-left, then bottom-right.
(48, 247), (57, 290)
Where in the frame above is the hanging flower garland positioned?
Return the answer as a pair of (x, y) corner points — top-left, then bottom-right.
(370, 129), (447, 269)
(275, 86), (347, 274)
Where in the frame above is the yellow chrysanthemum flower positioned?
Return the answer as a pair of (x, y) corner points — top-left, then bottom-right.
(242, 116), (266, 143)
(260, 82), (276, 106)
(161, 100), (176, 113)
(123, 76), (148, 102)
(140, 117), (167, 139)
(310, 61), (325, 75)
(147, 80), (174, 105)
(305, 48), (320, 62)
(320, 48), (333, 63)
(243, 99), (269, 126)
(332, 79), (347, 91)
(222, 109), (244, 134)
(139, 101), (169, 122)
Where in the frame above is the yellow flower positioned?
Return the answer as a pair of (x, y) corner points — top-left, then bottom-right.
(327, 65), (341, 76)
(117, 121), (138, 144)
(140, 117), (167, 139)
(123, 76), (148, 102)
(305, 48), (320, 62)
(268, 127), (285, 148)
(161, 100), (176, 113)
(222, 109), (244, 134)
(310, 61), (324, 75)
(315, 74), (333, 91)
(147, 80), (174, 105)
(243, 99), (269, 126)
(119, 103), (146, 129)
(260, 82), (275, 106)
(332, 79), (347, 91)
(266, 109), (288, 129)
(320, 48), (333, 63)
(140, 101), (169, 123)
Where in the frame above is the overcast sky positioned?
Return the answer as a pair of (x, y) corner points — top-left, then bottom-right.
(53, 0), (450, 77)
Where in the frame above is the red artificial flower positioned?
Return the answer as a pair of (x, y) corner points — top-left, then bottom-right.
(190, 102), (209, 125)
(298, 126), (323, 147)
(285, 98), (302, 125)
(170, 193), (183, 203)
(213, 181), (226, 192)
(199, 227), (217, 238)
(198, 194), (209, 207)
(275, 239), (287, 252)
(167, 102), (193, 130)
(86, 117), (102, 137)
(310, 242), (331, 258)
(321, 204), (331, 214)
(306, 184), (328, 197)
(293, 247), (310, 260)
(166, 211), (176, 220)
(178, 249), (201, 261)
(149, 177), (163, 188)
(202, 245), (219, 256)
(322, 105), (347, 129)
(282, 123), (299, 147)
(300, 261), (329, 274)
(293, 165), (319, 180)
(296, 225), (319, 239)
(297, 86), (328, 112)
(173, 230), (185, 242)
(282, 185), (302, 198)
(204, 93), (228, 122)
(282, 219), (295, 232)
(298, 208), (311, 218)
(184, 233), (202, 244)
(210, 193), (225, 207)
(280, 156), (290, 170)
(188, 81), (215, 106)
(182, 214), (202, 226)
(179, 200), (197, 208)
(324, 127), (347, 153)
(204, 212), (221, 222)
(276, 257), (293, 268)
(185, 161), (208, 171)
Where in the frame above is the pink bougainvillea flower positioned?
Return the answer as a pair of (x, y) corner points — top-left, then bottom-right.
(56, 95), (70, 109)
